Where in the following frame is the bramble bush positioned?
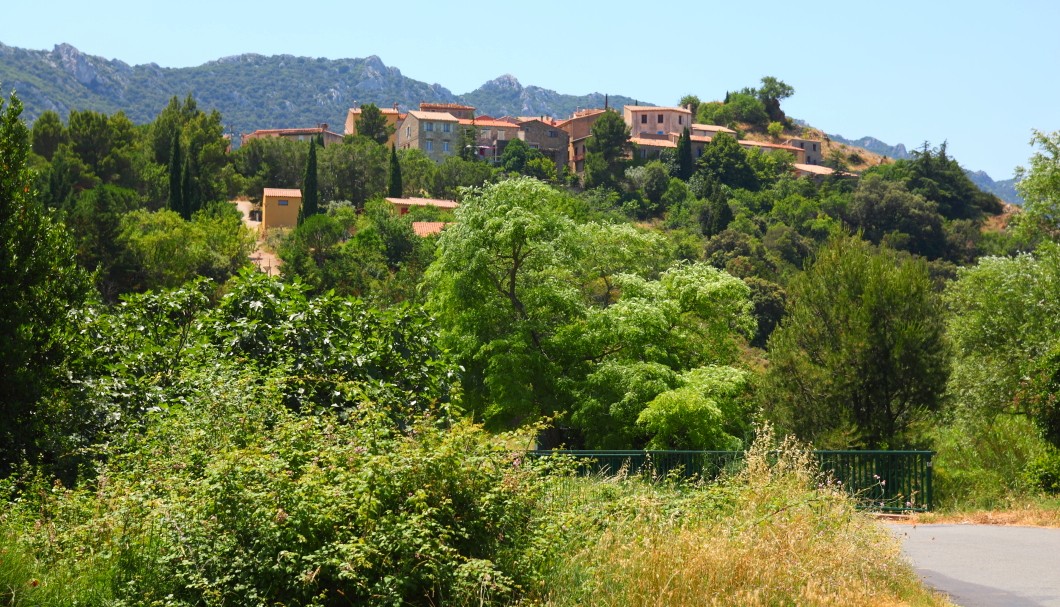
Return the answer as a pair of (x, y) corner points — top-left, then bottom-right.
(1, 363), (543, 607)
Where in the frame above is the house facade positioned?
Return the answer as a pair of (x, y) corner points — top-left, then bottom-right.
(517, 118), (570, 172)
(397, 111), (462, 162)
(783, 137), (823, 165)
(558, 108), (606, 173)
(261, 188), (302, 231)
(623, 106), (693, 139)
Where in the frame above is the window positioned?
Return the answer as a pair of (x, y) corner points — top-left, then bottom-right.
(443, 123), (451, 133)
(425, 122), (434, 132)
(657, 114), (664, 124)
(443, 141), (450, 152)
(278, 200), (289, 206)
(426, 140), (433, 151)
(641, 114), (647, 124)
(406, 125), (411, 138)
(812, 143), (818, 152)
(640, 149), (647, 159)
(548, 129), (557, 138)
(678, 116), (683, 125)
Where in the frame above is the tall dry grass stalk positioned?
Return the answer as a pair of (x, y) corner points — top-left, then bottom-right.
(528, 426), (951, 607)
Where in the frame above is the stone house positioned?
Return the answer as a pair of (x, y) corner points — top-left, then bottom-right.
(396, 110), (462, 162)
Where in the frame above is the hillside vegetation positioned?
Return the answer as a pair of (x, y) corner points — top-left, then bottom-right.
(2, 67), (1059, 604)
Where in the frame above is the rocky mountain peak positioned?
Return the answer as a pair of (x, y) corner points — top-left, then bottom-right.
(484, 74), (523, 91)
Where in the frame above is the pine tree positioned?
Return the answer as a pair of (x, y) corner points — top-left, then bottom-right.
(388, 144), (403, 197)
(301, 139), (319, 224)
(167, 133), (183, 215)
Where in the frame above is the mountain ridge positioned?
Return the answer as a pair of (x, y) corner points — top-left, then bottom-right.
(0, 42), (637, 134)
(1, 42), (1015, 197)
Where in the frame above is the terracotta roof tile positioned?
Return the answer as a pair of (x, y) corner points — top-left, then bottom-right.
(631, 137), (677, 148)
(385, 197), (459, 210)
(412, 221), (453, 236)
(407, 110), (460, 121)
(263, 188), (302, 198)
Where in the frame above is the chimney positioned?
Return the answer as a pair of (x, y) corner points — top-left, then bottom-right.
(393, 102), (399, 111)
(604, 94), (609, 110)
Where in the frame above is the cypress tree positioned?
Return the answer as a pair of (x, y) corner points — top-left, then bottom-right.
(388, 144), (403, 197)
(180, 158), (195, 220)
(677, 126), (693, 180)
(167, 134), (182, 215)
(301, 139), (318, 224)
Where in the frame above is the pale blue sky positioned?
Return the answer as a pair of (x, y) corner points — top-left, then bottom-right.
(3, 0), (1057, 179)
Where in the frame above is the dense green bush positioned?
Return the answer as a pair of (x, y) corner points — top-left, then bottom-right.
(1, 364), (543, 607)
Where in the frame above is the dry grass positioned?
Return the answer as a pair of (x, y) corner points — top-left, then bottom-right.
(528, 430), (953, 607)
(909, 505), (1060, 528)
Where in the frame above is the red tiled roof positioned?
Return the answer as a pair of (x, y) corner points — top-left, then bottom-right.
(793, 163), (835, 176)
(412, 221), (453, 236)
(631, 137), (677, 148)
(625, 105), (692, 114)
(740, 140), (801, 152)
(385, 197), (459, 210)
(349, 107), (401, 115)
(407, 110), (460, 121)
(263, 188), (302, 198)
(458, 118), (521, 129)
(245, 127), (341, 138)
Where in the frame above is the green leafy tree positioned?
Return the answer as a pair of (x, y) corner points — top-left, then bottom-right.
(300, 139), (319, 223)
(945, 244), (1060, 443)
(355, 103), (394, 145)
(501, 137), (533, 173)
(0, 91), (92, 474)
(757, 76), (795, 123)
(1014, 130), (1060, 241)
(584, 109), (631, 190)
(696, 133), (759, 191)
(388, 144), (402, 197)
(397, 148), (436, 197)
(427, 178), (754, 445)
(637, 366), (752, 450)
(847, 173), (947, 259)
(678, 94), (701, 117)
(764, 236), (948, 448)
(318, 137), (387, 206)
(433, 156), (496, 200)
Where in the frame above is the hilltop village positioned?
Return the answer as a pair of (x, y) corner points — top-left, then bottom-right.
(239, 100), (836, 229)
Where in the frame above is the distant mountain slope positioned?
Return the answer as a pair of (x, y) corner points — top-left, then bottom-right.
(964, 170), (1022, 205)
(0, 42), (638, 136)
(826, 131), (1023, 204)
(462, 74), (638, 118)
(827, 133), (912, 161)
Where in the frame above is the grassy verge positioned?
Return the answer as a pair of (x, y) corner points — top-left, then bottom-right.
(520, 433), (951, 607)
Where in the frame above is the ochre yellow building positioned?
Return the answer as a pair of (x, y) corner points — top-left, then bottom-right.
(261, 188), (302, 231)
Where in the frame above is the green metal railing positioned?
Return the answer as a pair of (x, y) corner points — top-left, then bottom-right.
(527, 449), (933, 512)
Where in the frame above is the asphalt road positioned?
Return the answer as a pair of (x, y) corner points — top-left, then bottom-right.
(889, 523), (1060, 606)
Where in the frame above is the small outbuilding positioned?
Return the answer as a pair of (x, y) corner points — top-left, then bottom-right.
(261, 188), (302, 231)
